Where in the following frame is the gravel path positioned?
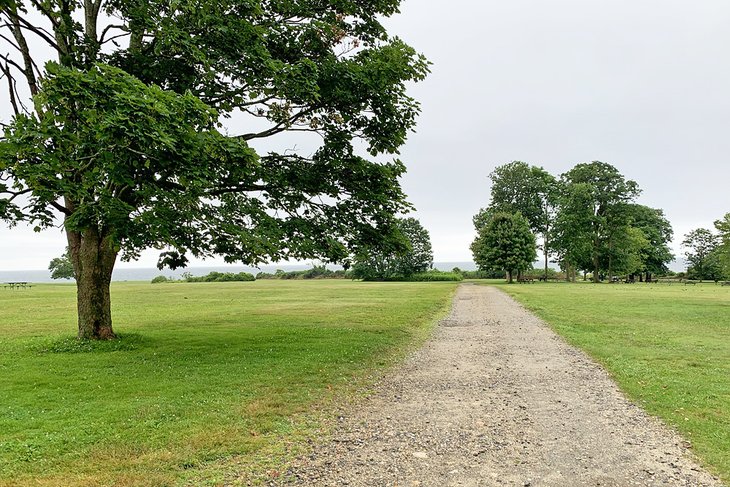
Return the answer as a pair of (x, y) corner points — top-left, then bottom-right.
(279, 284), (724, 486)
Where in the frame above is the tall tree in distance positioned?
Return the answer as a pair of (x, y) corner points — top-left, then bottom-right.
(551, 182), (595, 280)
(714, 213), (730, 278)
(557, 162), (641, 282)
(477, 161), (557, 279)
(628, 205), (674, 282)
(0, 1), (429, 339)
(471, 212), (536, 283)
(682, 228), (721, 281)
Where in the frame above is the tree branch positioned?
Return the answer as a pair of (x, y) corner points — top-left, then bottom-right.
(7, 15), (40, 100)
(99, 24), (128, 45)
(238, 107), (317, 141)
(27, 0), (60, 29)
(0, 60), (19, 115)
(2, 14), (64, 53)
(50, 200), (72, 216)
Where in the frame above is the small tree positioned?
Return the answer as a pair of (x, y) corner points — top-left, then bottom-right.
(471, 212), (536, 283)
(682, 228), (720, 281)
(49, 248), (75, 280)
(352, 217), (433, 280)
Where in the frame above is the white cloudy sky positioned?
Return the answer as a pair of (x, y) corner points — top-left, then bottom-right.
(2, 0), (729, 270)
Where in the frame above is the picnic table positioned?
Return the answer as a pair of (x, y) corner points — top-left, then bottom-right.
(3, 281), (32, 290)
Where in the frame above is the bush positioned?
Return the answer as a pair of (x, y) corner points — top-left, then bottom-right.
(151, 275), (170, 284)
(406, 271), (463, 282)
(255, 266), (351, 280)
(184, 271), (255, 282)
(458, 269), (504, 279)
(361, 270), (463, 282)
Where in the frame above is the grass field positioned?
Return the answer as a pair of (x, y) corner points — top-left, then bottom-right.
(491, 281), (730, 483)
(0, 280), (457, 486)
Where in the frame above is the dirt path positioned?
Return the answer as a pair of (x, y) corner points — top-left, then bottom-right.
(280, 284), (724, 486)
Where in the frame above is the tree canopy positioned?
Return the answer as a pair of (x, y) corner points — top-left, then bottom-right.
(49, 248), (75, 280)
(471, 212), (536, 283)
(554, 161), (641, 282)
(0, 0), (429, 338)
(714, 213), (730, 278)
(476, 161), (674, 283)
(682, 228), (722, 281)
(475, 161), (557, 278)
(352, 217), (433, 280)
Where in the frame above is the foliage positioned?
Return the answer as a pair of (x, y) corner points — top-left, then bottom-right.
(352, 217), (434, 280)
(393, 270), (462, 282)
(0, 0), (429, 338)
(714, 213), (730, 277)
(682, 228), (721, 281)
(0, 280), (455, 484)
(475, 161), (558, 277)
(256, 266), (351, 280)
(627, 204), (674, 277)
(471, 212), (537, 283)
(496, 282), (730, 483)
(151, 271), (256, 283)
(184, 271), (256, 282)
(48, 248), (75, 280)
(553, 161), (641, 281)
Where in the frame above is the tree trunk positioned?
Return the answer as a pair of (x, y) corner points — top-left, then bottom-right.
(66, 227), (118, 340)
(507, 270), (513, 283)
(608, 255), (613, 282)
(542, 233), (548, 282)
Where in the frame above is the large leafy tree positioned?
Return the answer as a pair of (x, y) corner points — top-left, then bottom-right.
(714, 213), (730, 278)
(352, 216), (433, 280)
(555, 162), (640, 282)
(471, 212), (536, 283)
(682, 228), (721, 281)
(627, 204), (674, 281)
(475, 161), (557, 279)
(0, 0), (429, 339)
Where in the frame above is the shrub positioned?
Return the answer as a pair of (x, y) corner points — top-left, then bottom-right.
(151, 275), (170, 284)
(406, 271), (463, 282)
(184, 271), (255, 282)
(255, 266), (351, 280)
(361, 270), (463, 282)
(459, 269), (504, 279)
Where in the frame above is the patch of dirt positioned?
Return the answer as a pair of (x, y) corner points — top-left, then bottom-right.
(277, 284), (724, 486)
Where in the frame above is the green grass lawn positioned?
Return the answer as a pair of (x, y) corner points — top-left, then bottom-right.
(0, 280), (456, 486)
(491, 281), (730, 483)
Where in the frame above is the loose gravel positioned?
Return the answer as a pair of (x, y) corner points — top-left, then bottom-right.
(278, 284), (724, 486)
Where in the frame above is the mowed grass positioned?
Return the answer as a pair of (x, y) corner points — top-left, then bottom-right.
(0, 280), (456, 486)
(492, 281), (730, 482)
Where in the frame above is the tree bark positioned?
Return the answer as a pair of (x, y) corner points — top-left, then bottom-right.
(507, 270), (513, 283)
(66, 226), (118, 340)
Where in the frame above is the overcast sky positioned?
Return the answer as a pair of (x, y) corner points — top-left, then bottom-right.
(2, 0), (729, 270)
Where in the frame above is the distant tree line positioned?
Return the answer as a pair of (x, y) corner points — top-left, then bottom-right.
(472, 161), (677, 283)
